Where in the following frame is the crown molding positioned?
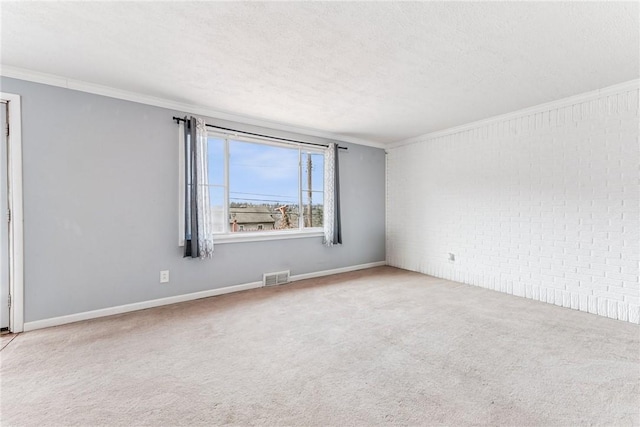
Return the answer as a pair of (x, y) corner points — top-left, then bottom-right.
(0, 65), (386, 149)
(388, 79), (640, 149)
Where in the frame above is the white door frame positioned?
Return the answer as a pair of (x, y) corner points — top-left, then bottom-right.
(1, 92), (24, 333)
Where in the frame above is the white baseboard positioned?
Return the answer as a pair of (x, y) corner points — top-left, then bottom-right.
(23, 261), (387, 332)
(23, 281), (262, 332)
(290, 261), (386, 282)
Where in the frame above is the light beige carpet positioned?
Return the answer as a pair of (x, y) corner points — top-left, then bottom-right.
(1, 266), (638, 426)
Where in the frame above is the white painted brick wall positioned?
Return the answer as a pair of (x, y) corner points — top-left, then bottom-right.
(387, 83), (640, 324)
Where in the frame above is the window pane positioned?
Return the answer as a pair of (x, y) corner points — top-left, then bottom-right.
(302, 152), (324, 192)
(207, 137), (225, 185)
(274, 204), (300, 231)
(302, 192), (323, 228)
(301, 152), (324, 228)
(228, 140), (299, 232)
(208, 186), (225, 233)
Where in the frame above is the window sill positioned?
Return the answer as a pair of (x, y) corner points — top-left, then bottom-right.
(212, 229), (324, 244)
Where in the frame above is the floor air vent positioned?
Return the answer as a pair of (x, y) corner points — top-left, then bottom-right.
(263, 270), (290, 287)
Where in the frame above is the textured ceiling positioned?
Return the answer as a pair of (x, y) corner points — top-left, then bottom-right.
(1, 1), (638, 145)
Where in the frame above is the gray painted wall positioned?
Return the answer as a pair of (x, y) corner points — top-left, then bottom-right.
(0, 77), (386, 322)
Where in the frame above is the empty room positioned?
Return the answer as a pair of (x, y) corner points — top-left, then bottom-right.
(0, 1), (638, 426)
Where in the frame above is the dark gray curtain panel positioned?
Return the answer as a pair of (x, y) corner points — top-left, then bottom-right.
(184, 116), (200, 258)
(329, 143), (342, 245)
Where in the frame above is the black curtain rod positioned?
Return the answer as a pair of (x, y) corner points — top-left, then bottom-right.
(173, 117), (347, 150)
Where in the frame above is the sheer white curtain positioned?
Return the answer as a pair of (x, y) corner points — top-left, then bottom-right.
(323, 143), (342, 246)
(183, 116), (214, 259)
(195, 118), (214, 258)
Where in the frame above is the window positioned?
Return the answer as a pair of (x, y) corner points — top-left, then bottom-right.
(205, 134), (324, 236)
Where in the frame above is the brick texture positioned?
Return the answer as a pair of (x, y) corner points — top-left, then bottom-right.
(387, 86), (640, 324)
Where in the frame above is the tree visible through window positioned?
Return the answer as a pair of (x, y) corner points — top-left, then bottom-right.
(206, 137), (324, 234)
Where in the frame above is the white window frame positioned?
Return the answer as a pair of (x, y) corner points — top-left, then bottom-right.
(178, 127), (325, 245)
(1, 92), (24, 333)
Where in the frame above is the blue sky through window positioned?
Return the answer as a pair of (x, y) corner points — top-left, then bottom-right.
(230, 140), (298, 205)
(207, 137), (324, 206)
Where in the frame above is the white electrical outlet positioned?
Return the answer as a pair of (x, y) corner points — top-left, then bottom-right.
(448, 253), (455, 262)
(160, 270), (170, 283)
